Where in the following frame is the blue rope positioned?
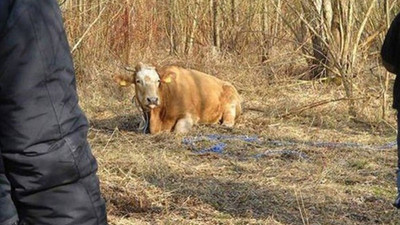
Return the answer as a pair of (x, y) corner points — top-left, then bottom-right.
(195, 143), (226, 154)
(182, 134), (259, 145)
(182, 134), (258, 155)
(268, 139), (397, 151)
(182, 134), (397, 159)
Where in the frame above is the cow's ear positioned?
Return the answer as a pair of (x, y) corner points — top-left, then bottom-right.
(160, 72), (176, 84)
(113, 75), (133, 87)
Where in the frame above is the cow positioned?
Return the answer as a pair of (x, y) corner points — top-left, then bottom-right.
(114, 62), (242, 134)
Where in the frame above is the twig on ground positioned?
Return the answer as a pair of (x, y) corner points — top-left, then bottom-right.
(281, 97), (365, 118)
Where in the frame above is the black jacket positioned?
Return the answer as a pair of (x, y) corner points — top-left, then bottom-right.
(381, 12), (400, 109)
(0, 0), (107, 224)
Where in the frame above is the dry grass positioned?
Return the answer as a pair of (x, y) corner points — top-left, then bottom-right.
(60, 1), (400, 224)
(73, 49), (400, 224)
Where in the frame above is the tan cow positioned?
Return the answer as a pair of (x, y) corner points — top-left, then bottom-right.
(114, 63), (242, 134)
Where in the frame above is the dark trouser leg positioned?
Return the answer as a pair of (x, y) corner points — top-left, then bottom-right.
(395, 112), (400, 208)
(2, 132), (107, 225)
(0, 155), (18, 225)
(0, 0), (107, 224)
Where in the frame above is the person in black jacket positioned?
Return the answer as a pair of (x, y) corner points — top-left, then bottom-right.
(382, 12), (400, 209)
(0, 0), (107, 224)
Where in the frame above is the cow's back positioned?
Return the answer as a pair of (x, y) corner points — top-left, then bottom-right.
(163, 66), (235, 124)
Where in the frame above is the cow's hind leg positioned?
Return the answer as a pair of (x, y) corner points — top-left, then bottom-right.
(221, 84), (241, 127)
(174, 117), (194, 133)
(222, 103), (237, 127)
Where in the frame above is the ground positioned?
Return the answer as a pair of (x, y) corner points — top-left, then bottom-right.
(78, 61), (400, 225)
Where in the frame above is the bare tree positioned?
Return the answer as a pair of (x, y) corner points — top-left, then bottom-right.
(231, 0), (238, 27)
(167, 0), (178, 55)
(211, 0), (221, 52)
(287, 0), (378, 115)
(261, 0), (268, 63)
(185, 0), (201, 55)
(261, 0), (282, 63)
(300, 0), (333, 78)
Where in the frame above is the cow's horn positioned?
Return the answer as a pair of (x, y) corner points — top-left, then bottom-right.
(124, 66), (136, 72)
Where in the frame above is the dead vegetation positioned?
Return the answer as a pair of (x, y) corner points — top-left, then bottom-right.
(60, 0), (400, 224)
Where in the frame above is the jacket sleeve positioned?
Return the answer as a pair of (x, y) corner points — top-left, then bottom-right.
(0, 2), (19, 224)
(381, 12), (400, 74)
(0, 0), (12, 34)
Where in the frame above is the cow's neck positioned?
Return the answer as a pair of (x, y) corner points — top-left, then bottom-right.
(148, 85), (170, 133)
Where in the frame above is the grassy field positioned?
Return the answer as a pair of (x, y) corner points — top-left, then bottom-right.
(74, 55), (400, 224)
(61, 0), (400, 223)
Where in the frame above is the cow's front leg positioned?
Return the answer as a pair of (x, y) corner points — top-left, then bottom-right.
(174, 117), (194, 133)
(149, 117), (176, 134)
(149, 110), (163, 134)
(149, 121), (163, 134)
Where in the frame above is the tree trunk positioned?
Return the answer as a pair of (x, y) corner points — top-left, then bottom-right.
(261, 0), (268, 63)
(340, 0), (356, 116)
(212, 0), (221, 51)
(231, 0), (238, 26)
(167, 0), (177, 55)
(226, 0), (237, 52)
(185, 0), (200, 55)
(383, 0), (391, 119)
(303, 0), (330, 78)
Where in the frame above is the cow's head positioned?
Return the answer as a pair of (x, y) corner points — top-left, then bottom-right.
(133, 63), (162, 110)
(114, 62), (174, 111)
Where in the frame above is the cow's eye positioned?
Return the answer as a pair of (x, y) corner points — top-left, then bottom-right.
(136, 80), (140, 84)
(157, 80), (161, 83)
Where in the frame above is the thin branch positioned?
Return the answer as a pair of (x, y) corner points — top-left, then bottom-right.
(72, 7), (106, 53)
(351, 0), (377, 65)
(281, 97), (366, 118)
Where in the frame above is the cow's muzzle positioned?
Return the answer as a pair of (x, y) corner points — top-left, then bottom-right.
(146, 97), (159, 108)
